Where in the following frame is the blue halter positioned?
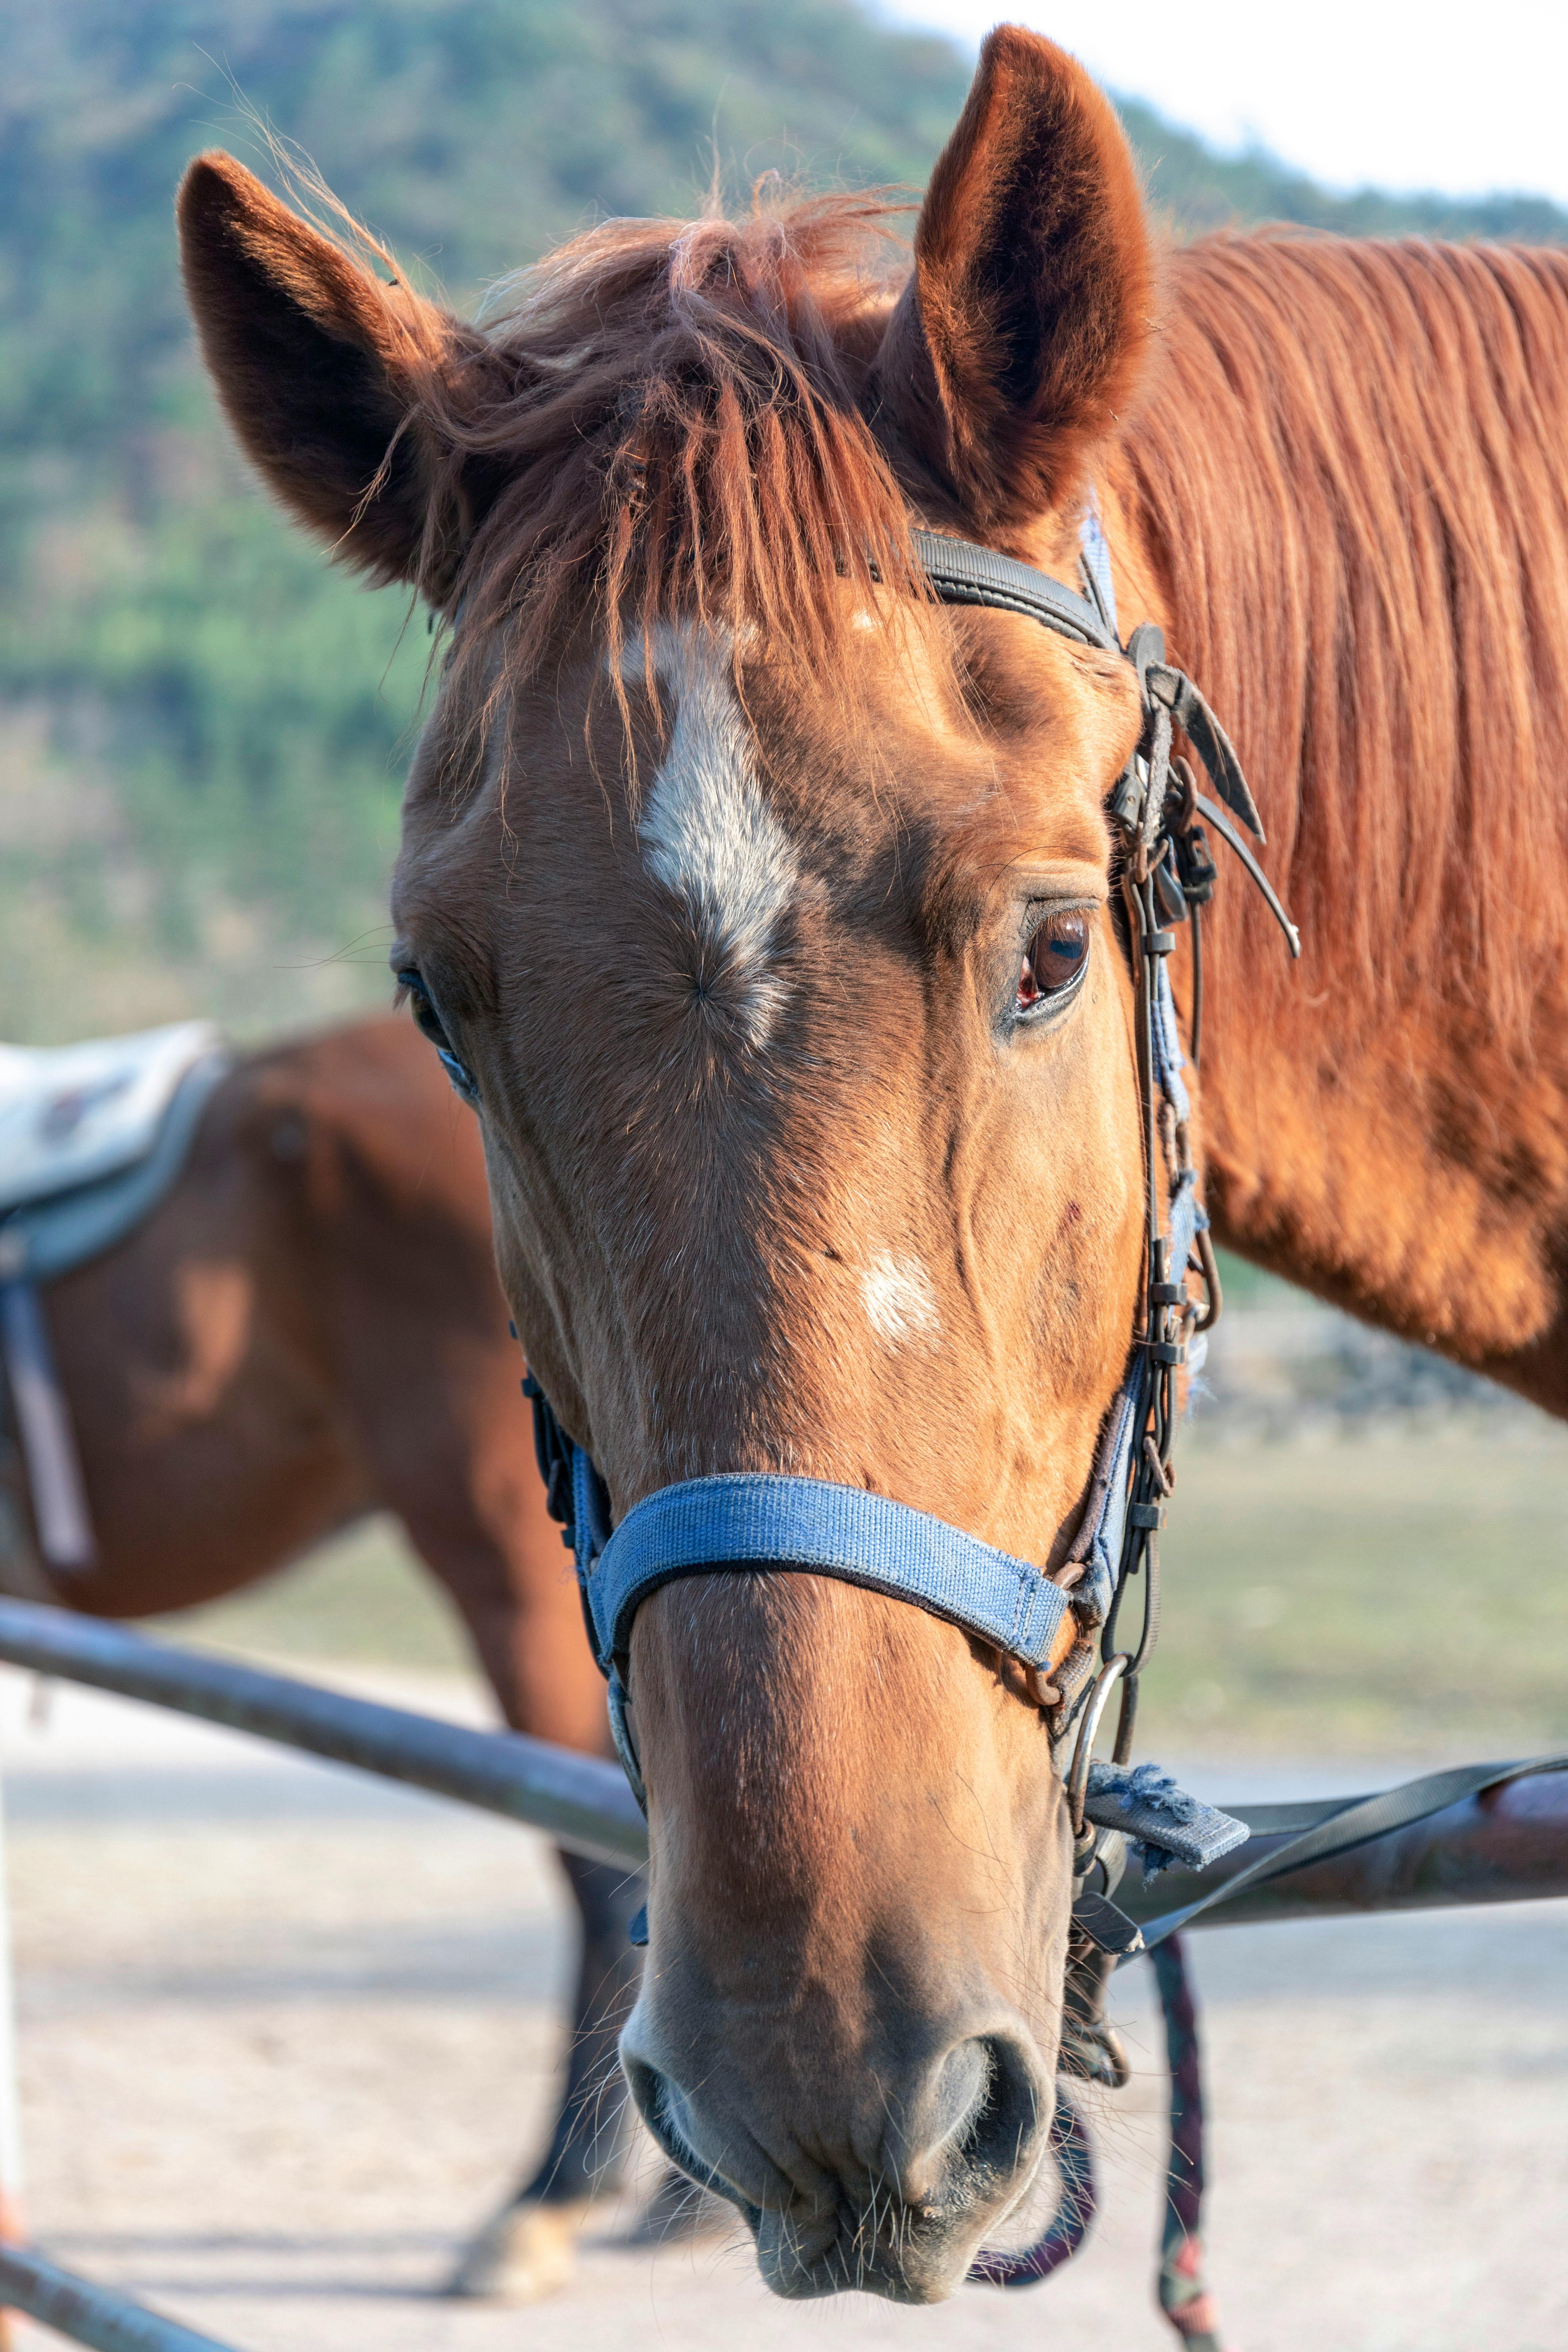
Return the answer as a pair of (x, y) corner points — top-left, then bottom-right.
(583, 1469), (1074, 1673)
(515, 507), (1298, 1884)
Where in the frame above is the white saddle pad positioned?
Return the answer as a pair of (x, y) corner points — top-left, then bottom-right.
(0, 1021), (223, 1216)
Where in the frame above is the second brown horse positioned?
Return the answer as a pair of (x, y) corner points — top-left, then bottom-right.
(0, 1012), (635, 2300)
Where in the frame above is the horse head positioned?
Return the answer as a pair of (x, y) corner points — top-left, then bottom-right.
(181, 28), (1169, 2299)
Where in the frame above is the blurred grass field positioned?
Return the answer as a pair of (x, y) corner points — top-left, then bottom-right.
(1141, 1418), (1568, 1756)
(153, 1514), (475, 1678)
(156, 1414), (1568, 1761)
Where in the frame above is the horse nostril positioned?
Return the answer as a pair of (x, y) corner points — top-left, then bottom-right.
(623, 2052), (682, 2153)
(943, 2034), (1046, 2189)
(623, 2050), (731, 2202)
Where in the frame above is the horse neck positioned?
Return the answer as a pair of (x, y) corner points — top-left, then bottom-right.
(1108, 233), (1568, 1409)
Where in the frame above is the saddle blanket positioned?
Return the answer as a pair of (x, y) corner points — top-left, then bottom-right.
(0, 1021), (222, 1216)
(0, 1020), (231, 1573)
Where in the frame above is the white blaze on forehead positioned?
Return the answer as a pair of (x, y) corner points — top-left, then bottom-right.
(624, 623), (799, 1046)
(863, 1252), (941, 1348)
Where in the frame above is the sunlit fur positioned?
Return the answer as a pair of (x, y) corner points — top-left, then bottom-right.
(1100, 238), (1568, 1391)
(179, 16), (1568, 2303)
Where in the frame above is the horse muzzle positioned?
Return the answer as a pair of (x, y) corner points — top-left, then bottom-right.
(620, 2001), (1054, 2302)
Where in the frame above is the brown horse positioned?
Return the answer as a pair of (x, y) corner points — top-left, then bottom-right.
(0, 1015), (643, 2298)
(174, 24), (1568, 2303)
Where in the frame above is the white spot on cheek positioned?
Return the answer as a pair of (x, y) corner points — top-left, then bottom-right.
(863, 1252), (941, 1348)
(623, 623), (799, 1048)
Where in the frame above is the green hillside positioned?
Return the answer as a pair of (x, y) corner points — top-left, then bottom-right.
(4, 1), (1564, 1044)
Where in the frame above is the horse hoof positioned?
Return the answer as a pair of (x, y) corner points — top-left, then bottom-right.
(444, 2196), (592, 2302)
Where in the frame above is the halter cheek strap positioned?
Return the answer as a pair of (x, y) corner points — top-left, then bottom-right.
(518, 503), (1298, 1885)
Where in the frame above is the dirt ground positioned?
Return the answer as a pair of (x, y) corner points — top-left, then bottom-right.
(1, 1663), (1564, 2352)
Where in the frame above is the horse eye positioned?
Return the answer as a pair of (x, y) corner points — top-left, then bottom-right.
(398, 969), (480, 1104)
(1016, 911), (1089, 1014)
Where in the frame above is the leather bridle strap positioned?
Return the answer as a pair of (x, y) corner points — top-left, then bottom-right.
(910, 527), (1298, 958)
(909, 529), (1114, 650)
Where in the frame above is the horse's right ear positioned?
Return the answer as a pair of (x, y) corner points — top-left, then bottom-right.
(871, 28), (1154, 533)
(178, 152), (469, 592)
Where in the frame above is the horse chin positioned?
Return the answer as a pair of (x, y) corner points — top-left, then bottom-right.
(748, 2147), (1054, 2304)
(752, 2215), (978, 2305)
(622, 2038), (1053, 2305)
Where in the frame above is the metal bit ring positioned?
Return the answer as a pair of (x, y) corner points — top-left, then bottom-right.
(1068, 1653), (1129, 1837)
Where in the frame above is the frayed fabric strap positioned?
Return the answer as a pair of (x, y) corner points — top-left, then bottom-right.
(1083, 1760), (1247, 1878)
(581, 1472), (1071, 1672)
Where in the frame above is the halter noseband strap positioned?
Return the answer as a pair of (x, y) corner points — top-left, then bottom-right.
(521, 508), (1297, 1886)
(586, 1472), (1071, 1672)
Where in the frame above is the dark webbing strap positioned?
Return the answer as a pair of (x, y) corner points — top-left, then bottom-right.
(909, 529), (1116, 652)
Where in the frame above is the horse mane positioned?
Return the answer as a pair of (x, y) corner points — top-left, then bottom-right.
(1122, 231), (1568, 1052)
(415, 196), (1568, 1049)
(421, 192), (920, 709)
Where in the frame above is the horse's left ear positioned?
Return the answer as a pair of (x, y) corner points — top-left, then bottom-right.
(872, 27), (1154, 531)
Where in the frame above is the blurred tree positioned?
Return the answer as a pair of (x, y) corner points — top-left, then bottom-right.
(2, 1), (1562, 1039)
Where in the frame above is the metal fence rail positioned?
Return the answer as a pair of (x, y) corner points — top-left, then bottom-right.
(1121, 1770), (1568, 1929)
(0, 1600), (646, 1871)
(0, 1595), (1564, 2351)
(0, 2246), (234, 2352)
(0, 1601), (1564, 1930)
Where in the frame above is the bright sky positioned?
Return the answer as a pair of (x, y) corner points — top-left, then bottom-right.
(876, 1), (1568, 205)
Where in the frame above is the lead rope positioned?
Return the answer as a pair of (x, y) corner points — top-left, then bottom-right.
(1151, 1936), (1223, 2350)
